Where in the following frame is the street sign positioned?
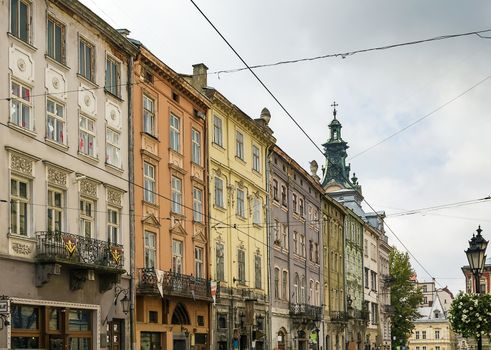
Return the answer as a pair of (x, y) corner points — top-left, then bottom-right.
(0, 300), (9, 313)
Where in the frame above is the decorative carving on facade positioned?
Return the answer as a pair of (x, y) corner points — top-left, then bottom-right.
(46, 65), (67, 99)
(169, 151), (184, 169)
(47, 167), (67, 187)
(105, 101), (122, 129)
(79, 85), (97, 116)
(107, 188), (123, 207)
(191, 163), (204, 181)
(12, 242), (32, 255)
(9, 45), (34, 82)
(80, 179), (98, 198)
(10, 153), (33, 176)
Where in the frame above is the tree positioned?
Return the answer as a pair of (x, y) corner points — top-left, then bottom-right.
(448, 292), (491, 340)
(389, 249), (423, 348)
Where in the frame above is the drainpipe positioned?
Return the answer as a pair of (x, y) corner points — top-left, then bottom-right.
(265, 145), (273, 350)
(127, 55), (136, 350)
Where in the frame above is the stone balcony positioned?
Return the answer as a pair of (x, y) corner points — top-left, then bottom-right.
(137, 268), (214, 302)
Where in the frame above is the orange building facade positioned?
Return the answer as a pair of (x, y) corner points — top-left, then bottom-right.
(132, 45), (211, 350)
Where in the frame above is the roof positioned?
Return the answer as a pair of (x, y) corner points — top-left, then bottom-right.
(415, 290), (447, 323)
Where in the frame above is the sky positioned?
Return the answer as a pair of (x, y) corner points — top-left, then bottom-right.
(80, 0), (491, 294)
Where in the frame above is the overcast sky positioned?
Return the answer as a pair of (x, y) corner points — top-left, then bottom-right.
(81, 0), (491, 294)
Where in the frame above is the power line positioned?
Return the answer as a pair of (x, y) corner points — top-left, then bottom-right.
(348, 74), (491, 161)
(189, 0), (442, 287)
(207, 28), (491, 76)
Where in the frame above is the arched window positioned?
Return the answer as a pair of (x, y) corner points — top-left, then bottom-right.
(171, 303), (190, 325)
(278, 328), (286, 350)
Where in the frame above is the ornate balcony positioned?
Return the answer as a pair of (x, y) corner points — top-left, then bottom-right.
(35, 231), (124, 291)
(137, 268), (214, 302)
(35, 231), (124, 270)
(289, 303), (322, 321)
(329, 311), (348, 323)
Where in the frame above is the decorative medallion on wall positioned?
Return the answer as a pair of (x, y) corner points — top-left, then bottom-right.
(45, 66), (66, 99)
(105, 101), (122, 129)
(78, 85), (97, 116)
(9, 45), (34, 82)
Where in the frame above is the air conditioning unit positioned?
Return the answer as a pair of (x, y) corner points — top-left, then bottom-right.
(87, 270), (95, 281)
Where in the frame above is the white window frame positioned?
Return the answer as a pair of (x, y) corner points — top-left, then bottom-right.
(106, 127), (121, 168)
(47, 187), (64, 232)
(236, 188), (245, 217)
(195, 246), (204, 278)
(144, 231), (156, 268)
(171, 176), (182, 214)
(170, 114), (181, 152)
(191, 128), (201, 165)
(252, 145), (260, 172)
(214, 177), (224, 208)
(193, 187), (203, 223)
(172, 239), (183, 273)
(79, 197), (95, 238)
(213, 115), (223, 146)
(10, 80), (33, 131)
(79, 114), (96, 157)
(46, 98), (66, 144)
(235, 130), (244, 160)
(143, 94), (155, 135)
(79, 37), (94, 81)
(107, 207), (120, 244)
(10, 177), (30, 236)
(143, 162), (156, 204)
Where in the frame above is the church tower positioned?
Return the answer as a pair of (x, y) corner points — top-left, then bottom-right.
(321, 102), (352, 189)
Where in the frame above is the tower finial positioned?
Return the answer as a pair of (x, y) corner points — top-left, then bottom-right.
(331, 101), (338, 119)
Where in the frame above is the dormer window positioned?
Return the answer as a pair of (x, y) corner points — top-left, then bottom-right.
(434, 310), (440, 319)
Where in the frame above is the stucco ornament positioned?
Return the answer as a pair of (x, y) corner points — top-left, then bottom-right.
(47, 167), (67, 187)
(11, 153), (33, 176)
(107, 188), (123, 207)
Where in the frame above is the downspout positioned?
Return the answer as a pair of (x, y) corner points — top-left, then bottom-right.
(127, 54), (136, 350)
(265, 145), (273, 350)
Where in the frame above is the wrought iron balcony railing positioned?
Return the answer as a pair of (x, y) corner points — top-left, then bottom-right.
(35, 231), (124, 270)
(137, 268), (214, 301)
(289, 303), (323, 321)
(383, 304), (394, 314)
(329, 311), (348, 323)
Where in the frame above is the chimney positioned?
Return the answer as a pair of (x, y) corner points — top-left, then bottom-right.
(192, 63), (208, 91)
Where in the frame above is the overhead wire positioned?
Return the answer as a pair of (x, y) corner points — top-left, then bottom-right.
(189, 0), (448, 287)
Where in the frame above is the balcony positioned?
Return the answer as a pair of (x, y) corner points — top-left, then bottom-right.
(383, 304), (394, 314)
(35, 231), (124, 270)
(329, 311), (348, 323)
(35, 231), (124, 291)
(137, 268), (214, 302)
(289, 303), (322, 321)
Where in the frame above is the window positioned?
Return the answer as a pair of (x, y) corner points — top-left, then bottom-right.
(46, 99), (65, 144)
(435, 330), (440, 340)
(107, 207), (119, 244)
(273, 220), (279, 242)
(10, 80), (32, 130)
(171, 176), (182, 214)
(79, 198), (94, 238)
(195, 247), (203, 278)
(79, 38), (94, 81)
(216, 243), (224, 281)
(143, 95), (155, 135)
(371, 303), (378, 324)
(300, 234), (305, 257)
(315, 281), (320, 306)
(191, 128), (201, 164)
(214, 177), (224, 208)
(105, 56), (121, 96)
(309, 280), (314, 304)
(293, 231), (298, 254)
(422, 331), (426, 340)
(371, 271), (377, 291)
(255, 255), (262, 289)
(253, 197), (261, 225)
(193, 187), (203, 222)
(314, 243), (319, 263)
(252, 145), (260, 172)
(10, 177), (29, 236)
(172, 240), (183, 273)
(235, 131), (244, 160)
(274, 268), (280, 299)
(272, 179), (278, 201)
(293, 274), (299, 303)
(292, 193), (297, 212)
(170, 114), (180, 152)
(300, 276), (306, 303)
(282, 224), (288, 249)
(299, 198), (304, 216)
(309, 240), (313, 261)
(238, 249), (246, 283)
(281, 185), (287, 206)
(106, 128), (121, 167)
(47, 17), (65, 63)
(47, 188), (63, 232)
(213, 115), (223, 146)
(144, 231), (156, 268)
(143, 162), (156, 204)
(415, 331), (420, 340)
(79, 115), (96, 157)
(282, 271), (288, 301)
(236, 188), (245, 217)
(10, 0), (31, 42)
(364, 268), (369, 289)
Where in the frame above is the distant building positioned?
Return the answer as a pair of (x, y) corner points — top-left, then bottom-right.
(407, 281), (457, 350)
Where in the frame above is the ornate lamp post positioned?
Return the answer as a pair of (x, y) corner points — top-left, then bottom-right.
(465, 226), (488, 350)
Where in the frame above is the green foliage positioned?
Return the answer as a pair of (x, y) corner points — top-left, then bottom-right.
(389, 249), (423, 348)
(448, 292), (491, 339)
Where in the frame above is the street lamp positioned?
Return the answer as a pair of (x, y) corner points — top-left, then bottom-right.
(465, 225), (488, 350)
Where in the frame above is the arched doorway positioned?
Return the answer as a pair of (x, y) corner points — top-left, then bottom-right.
(277, 328), (287, 350)
(171, 303), (191, 350)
